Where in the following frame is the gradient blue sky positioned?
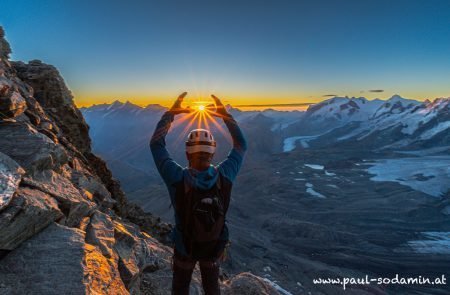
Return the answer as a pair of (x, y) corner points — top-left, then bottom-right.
(2, 0), (450, 108)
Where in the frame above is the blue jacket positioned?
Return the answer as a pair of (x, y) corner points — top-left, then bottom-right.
(150, 111), (247, 256)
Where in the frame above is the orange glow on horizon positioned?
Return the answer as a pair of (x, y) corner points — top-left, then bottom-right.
(71, 89), (319, 110)
(72, 90), (442, 112)
(74, 95), (313, 111)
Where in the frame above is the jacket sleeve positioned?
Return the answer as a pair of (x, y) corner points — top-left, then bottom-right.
(217, 114), (248, 182)
(150, 111), (184, 186)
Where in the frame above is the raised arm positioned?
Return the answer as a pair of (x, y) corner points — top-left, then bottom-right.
(209, 95), (248, 182)
(150, 92), (191, 186)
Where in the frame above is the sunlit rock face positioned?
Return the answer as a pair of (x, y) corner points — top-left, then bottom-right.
(0, 26), (281, 294)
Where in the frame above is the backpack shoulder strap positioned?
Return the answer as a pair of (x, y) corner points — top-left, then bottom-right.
(215, 166), (222, 190)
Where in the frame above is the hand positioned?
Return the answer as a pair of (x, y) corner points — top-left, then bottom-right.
(208, 94), (230, 118)
(168, 92), (192, 115)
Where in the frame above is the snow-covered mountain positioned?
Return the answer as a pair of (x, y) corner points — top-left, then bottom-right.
(82, 95), (450, 154)
(305, 96), (384, 123)
(292, 95), (450, 151)
(282, 96), (385, 136)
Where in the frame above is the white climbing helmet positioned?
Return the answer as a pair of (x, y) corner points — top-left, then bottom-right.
(185, 128), (216, 154)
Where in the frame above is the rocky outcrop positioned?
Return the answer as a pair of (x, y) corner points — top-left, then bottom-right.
(0, 27), (280, 294)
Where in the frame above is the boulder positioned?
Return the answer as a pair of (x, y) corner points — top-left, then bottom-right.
(22, 170), (96, 227)
(0, 152), (24, 211)
(0, 187), (63, 250)
(0, 121), (67, 173)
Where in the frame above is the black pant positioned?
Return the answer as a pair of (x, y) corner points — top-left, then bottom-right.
(171, 248), (220, 295)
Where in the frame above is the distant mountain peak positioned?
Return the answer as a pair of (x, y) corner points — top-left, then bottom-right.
(387, 94), (414, 103)
(389, 94), (403, 99)
(144, 103), (166, 111)
(111, 99), (123, 105)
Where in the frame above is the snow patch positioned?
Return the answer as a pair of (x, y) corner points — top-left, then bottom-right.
(283, 135), (318, 151)
(419, 121), (450, 140)
(366, 156), (450, 197)
(305, 183), (326, 198)
(304, 164), (324, 170)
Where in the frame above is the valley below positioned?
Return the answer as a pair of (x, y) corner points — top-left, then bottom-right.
(111, 147), (450, 294)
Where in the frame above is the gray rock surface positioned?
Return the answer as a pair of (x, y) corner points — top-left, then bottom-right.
(0, 223), (89, 295)
(0, 121), (67, 173)
(0, 187), (62, 250)
(0, 152), (24, 211)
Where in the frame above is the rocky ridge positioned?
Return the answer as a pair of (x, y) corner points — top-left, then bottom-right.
(0, 27), (280, 294)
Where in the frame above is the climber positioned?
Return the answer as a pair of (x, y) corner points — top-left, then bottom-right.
(150, 92), (247, 295)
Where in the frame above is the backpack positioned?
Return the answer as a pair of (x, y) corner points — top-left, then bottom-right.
(175, 170), (230, 259)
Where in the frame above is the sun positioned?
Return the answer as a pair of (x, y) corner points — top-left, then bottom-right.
(198, 105), (206, 111)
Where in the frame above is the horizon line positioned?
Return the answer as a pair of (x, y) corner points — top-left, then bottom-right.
(234, 103), (314, 107)
(75, 94), (449, 109)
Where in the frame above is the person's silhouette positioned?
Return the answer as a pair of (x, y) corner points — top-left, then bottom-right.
(150, 92), (247, 294)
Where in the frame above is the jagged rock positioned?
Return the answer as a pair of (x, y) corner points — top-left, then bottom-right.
(85, 211), (115, 258)
(71, 170), (116, 210)
(12, 60), (92, 154)
(0, 121), (67, 173)
(0, 78), (27, 119)
(0, 187), (63, 250)
(22, 170), (96, 227)
(0, 152), (24, 211)
(114, 220), (163, 293)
